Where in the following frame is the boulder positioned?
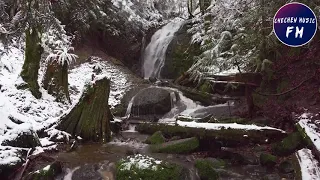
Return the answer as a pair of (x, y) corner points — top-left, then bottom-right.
(151, 137), (199, 154)
(145, 131), (165, 145)
(131, 87), (176, 118)
(116, 154), (189, 180)
(72, 164), (104, 180)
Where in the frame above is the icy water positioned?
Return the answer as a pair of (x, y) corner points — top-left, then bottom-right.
(142, 19), (184, 79)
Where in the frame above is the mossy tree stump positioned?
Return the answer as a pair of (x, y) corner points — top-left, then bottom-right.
(43, 61), (71, 103)
(58, 77), (112, 142)
(20, 27), (43, 99)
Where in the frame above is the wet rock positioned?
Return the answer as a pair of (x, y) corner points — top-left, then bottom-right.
(145, 131), (165, 145)
(116, 154), (189, 180)
(131, 87), (174, 118)
(72, 164), (102, 180)
(151, 137), (199, 154)
(148, 77), (157, 83)
(162, 20), (202, 79)
(195, 159), (219, 180)
(278, 161), (294, 174)
(99, 162), (116, 180)
(272, 132), (303, 156)
(260, 153), (277, 167)
(1, 128), (41, 148)
(25, 161), (62, 180)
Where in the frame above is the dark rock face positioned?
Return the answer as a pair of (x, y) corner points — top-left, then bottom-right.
(1, 129), (41, 148)
(161, 20), (202, 79)
(53, 0), (164, 75)
(131, 87), (174, 117)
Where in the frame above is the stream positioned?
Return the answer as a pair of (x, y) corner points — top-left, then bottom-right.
(55, 20), (291, 180)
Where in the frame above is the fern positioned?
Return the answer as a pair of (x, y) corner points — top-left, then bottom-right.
(46, 46), (78, 65)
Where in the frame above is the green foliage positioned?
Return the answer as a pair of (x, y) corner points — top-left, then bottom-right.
(195, 159), (219, 180)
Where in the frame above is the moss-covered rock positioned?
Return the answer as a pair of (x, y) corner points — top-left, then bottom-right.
(25, 161), (62, 180)
(260, 153), (277, 167)
(145, 131), (165, 145)
(116, 154), (188, 180)
(195, 159), (219, 180)
(151, 137), (199, 154)
(161, 20), (202, 79)
(272, 132), (303, 156)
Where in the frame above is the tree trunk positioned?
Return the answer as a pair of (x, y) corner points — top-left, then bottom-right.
(57, 77), (112, 142)
(20, 27), (43, 99)
(43, 61), (71, 103)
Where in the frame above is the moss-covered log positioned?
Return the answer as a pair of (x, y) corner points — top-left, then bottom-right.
(20, 27), (43, 99)
(57, 77), (112, 142)
(43, 61), (70, 103)
(137, 123), (286, 147)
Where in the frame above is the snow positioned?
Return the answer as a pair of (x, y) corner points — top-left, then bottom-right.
(0, 146), (23, 165)
(119, 154), (162, 171)
(298, 113), (320, 153)
(296, 148), (320, 180)
(0, 42), (130, 166)
(176, 121), (286, 133)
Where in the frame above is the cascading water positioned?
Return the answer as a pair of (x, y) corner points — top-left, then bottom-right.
(142, 19), (184, 79)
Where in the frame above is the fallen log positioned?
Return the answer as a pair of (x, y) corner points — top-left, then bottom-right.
(137, 122), (286, 147)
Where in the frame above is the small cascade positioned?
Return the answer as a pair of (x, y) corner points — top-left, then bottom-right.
(160, 89), (204, 123)
(124, 95), (136, 119)
(142, 19), (184, 79)
(170, 91), (177, 108)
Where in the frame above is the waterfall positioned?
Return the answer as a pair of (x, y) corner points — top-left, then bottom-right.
(142, 19), (184, 79)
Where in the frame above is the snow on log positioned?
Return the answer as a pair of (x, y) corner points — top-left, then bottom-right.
(296, 148), (320, 180)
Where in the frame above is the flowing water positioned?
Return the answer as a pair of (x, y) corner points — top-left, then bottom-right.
(142, 19), (184, 79)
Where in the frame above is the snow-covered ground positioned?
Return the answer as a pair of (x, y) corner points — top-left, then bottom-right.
(0, 43), (130, 166)
(296, 148), (320, 180)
